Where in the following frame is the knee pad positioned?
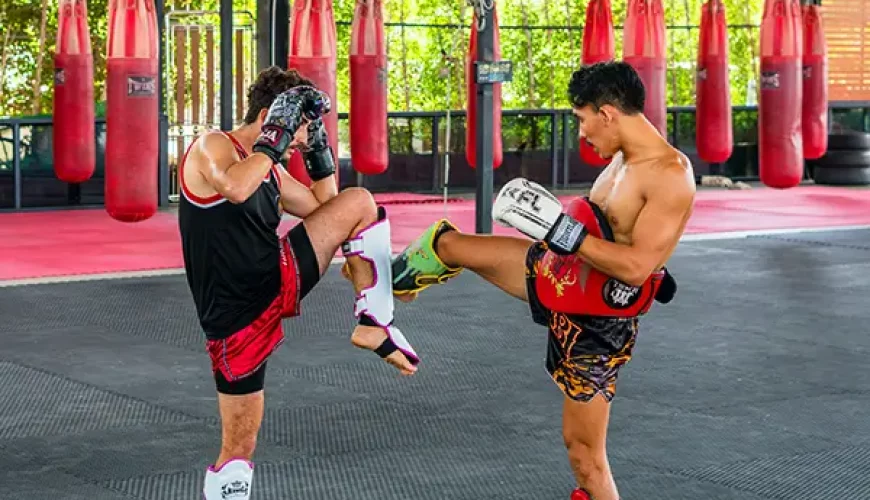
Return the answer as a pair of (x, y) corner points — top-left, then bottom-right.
(203, 458), (253, 500)
(341, 207), (420, 365)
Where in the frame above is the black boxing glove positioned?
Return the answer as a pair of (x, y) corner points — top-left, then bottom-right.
(252, 86), (331, 165)
(655, 267), (677, 304)
(302, 118), (336, 181)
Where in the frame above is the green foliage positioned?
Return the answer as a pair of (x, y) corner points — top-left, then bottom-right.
(0, 0), (255, 117)
(333, 0), (763, 113)
(1, 0), (764, 118)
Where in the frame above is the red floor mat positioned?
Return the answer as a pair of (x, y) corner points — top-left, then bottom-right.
(1, 186), (868, 281)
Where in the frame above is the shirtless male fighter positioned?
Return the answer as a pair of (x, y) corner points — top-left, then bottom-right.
(178, 66), (419, 500)
(390, 61), (696, 499)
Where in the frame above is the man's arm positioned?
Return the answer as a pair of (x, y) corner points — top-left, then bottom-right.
(577, 165), (694, 286)
(275, 166), (339, 218)
(275, 164), (320, 218)
(310, 174), (338, 204)
(197, 132), (274, 204)
(201, 86), (322, 203)
(300, 118), (338, 204)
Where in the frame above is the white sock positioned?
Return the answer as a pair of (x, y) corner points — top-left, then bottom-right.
(203, 459), (254, 500)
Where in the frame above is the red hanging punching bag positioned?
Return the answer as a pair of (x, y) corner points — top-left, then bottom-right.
(54, 0), (95, 184)
(105, 0), (159, 222)
(696, 0), (733, 164)
(466, 8), (503, 169)
(759, 0), (803, 188)
(580, 0), (615, 167)
(349, 0), (388, 175)
(623, 0), (667, 137)
(288, 0), (338, 187)
(802, 0), (827, 160)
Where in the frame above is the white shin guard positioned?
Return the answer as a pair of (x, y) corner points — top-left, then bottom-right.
(342, 208), (420, 365)
(203, 459), (253, 500)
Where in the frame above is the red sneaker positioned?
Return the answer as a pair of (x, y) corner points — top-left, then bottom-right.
(571, 488), (591, 500)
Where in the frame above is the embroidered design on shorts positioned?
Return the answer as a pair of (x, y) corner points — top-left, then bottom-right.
(548, 313), (638, 402)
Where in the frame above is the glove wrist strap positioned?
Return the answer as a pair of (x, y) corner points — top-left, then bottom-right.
(303, 147), (336, 181)
(252, 125), (290, 165)
(545, 214), (588, 255)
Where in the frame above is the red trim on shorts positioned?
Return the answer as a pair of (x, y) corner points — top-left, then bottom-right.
(282, 236), (302, 316)
(206, 237), (302, 381)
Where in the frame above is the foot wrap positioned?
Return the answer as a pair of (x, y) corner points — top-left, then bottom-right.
(342, 207), (420, 365)
(391, 219), (463, 295)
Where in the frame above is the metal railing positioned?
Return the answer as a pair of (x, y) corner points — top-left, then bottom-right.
(2, 102), (869, 210)
(0, 115), (170, 211)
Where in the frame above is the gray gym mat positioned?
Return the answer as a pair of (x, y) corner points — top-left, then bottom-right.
(2, 228), (870, 500)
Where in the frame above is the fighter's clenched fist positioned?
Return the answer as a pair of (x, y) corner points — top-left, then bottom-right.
(252, 85), (331, 164)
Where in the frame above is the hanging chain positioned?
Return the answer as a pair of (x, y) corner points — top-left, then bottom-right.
(467, 0), (494, 32)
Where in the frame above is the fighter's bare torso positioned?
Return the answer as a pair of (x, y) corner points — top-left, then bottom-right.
(588, 148), (695, 269)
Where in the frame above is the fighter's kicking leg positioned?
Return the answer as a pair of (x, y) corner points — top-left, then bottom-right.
(302, 186), (418, 375)
(389, 213), (535, 302)
(433, 230), (532, 301)
(393, 176), (587, 301)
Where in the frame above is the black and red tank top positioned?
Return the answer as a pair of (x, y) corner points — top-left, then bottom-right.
(178, 131), (284, 340)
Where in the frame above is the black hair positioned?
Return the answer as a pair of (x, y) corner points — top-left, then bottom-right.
(567, 61), (645, 115)
(243, 66), (315, 124)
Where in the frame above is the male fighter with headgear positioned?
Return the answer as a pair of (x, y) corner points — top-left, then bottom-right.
(390, 61), (695, 500)
(178, 66), (418, 500)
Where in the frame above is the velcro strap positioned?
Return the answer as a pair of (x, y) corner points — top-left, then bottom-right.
(341, 238), (364, 256)
(353, 295), (370, 318)
(547, 214), (587, 254)
(303, 148), (336, 181)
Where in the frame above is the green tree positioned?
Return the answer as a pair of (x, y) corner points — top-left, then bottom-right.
(1, 0), (765, 118)
(0, 0), (255, 117)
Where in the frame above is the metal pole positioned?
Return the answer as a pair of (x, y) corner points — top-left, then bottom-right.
(562, 113), (570, 189)
(256, 0), (273, 69)
(156, 0), (169, 208)
(474, 7), (495, 234)
(549, 112), (558, 189)
(431, 115), (441, 193)
(220, 0), (234, 131)
(273, 0), (290, 70)
(158, 115), (170, 206)
(12, 123), (21, 210)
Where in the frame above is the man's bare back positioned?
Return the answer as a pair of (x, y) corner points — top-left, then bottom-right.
(589, 146), (695, 270)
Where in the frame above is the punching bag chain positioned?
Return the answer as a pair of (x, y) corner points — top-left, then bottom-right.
(467, 0), (494, 31)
